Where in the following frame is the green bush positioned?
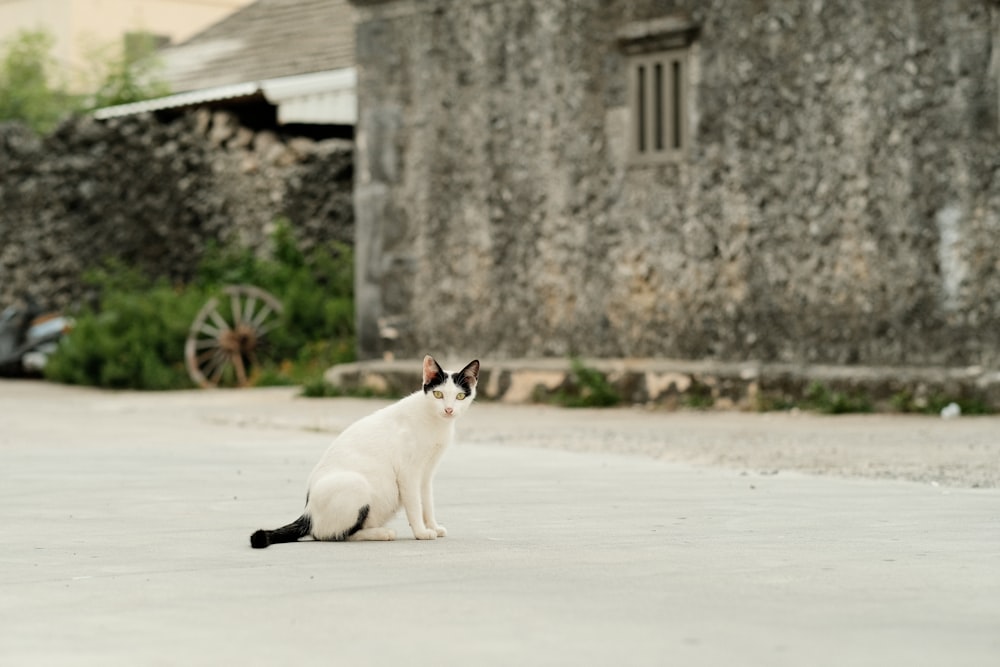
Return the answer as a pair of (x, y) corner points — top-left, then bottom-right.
(44, 266), (207, 389)
(44, 223), (355, 390)
(196, 222), (355, 370)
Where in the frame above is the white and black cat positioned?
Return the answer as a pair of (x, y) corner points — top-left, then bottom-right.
(250, 355), (480, 548)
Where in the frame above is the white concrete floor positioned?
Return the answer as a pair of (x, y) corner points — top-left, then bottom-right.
(1, 381), (998, 666)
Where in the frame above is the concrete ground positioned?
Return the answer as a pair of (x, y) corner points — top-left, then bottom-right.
(1, 380), (998, 666)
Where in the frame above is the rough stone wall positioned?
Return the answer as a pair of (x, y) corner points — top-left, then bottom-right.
(0, 111), (353, 311)
(352, 0), (1000, 367)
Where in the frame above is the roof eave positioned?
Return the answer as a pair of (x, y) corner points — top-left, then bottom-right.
(93, 68), (357, 125)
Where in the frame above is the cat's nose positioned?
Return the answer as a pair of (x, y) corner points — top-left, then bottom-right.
(444, 406), (454, 415)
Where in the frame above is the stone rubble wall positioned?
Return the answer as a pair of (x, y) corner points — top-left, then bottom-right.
(0, 110), (353, 312)
(352, 0), (1000, 369)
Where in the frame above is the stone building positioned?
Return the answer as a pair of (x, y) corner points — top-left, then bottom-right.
(350, 0), (1000, 369)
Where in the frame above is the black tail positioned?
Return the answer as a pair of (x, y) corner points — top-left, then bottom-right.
(250, 514), (311, 549)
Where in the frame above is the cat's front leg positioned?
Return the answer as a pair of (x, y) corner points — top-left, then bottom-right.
(421, 477), (446, 537)
(399, 473), (437, 540)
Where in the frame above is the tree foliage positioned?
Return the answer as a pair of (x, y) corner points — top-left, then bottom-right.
(0, 28), (170, 134)
(0, 30), (70, 133)
(83, 32), (171, 109)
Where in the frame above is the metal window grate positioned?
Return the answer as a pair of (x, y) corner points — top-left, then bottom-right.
(629, 49), (688, 164)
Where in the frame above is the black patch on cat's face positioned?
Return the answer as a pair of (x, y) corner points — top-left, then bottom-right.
(424, 358), (479, 394)
(423, 368), (448, 393)
(453, 359), (480, 394)
(451, 372), (469, 393)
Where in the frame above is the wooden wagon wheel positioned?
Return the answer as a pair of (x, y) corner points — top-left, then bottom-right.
(184, 285), (284, 388)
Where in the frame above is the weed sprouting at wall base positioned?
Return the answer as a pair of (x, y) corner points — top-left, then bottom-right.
(533, 358), (622, 408)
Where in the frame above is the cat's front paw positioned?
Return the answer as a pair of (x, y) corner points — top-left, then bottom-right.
(432, 524), (447, 537)
(413, 528), (438, 540)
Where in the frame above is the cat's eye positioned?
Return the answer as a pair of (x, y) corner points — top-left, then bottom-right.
(432, 390), (444, 399)
(456, 392), (466, 400)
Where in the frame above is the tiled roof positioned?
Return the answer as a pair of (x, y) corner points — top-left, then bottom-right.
(160, 0), (355, 94)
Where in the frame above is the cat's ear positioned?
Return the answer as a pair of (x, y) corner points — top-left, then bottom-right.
(460, 359), (480, 387)
(422, 355), (445, 385)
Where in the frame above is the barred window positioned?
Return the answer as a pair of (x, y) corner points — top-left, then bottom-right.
(628, 49), (688, 164)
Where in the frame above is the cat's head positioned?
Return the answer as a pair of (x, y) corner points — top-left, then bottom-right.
(422, 355), (479, 420)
